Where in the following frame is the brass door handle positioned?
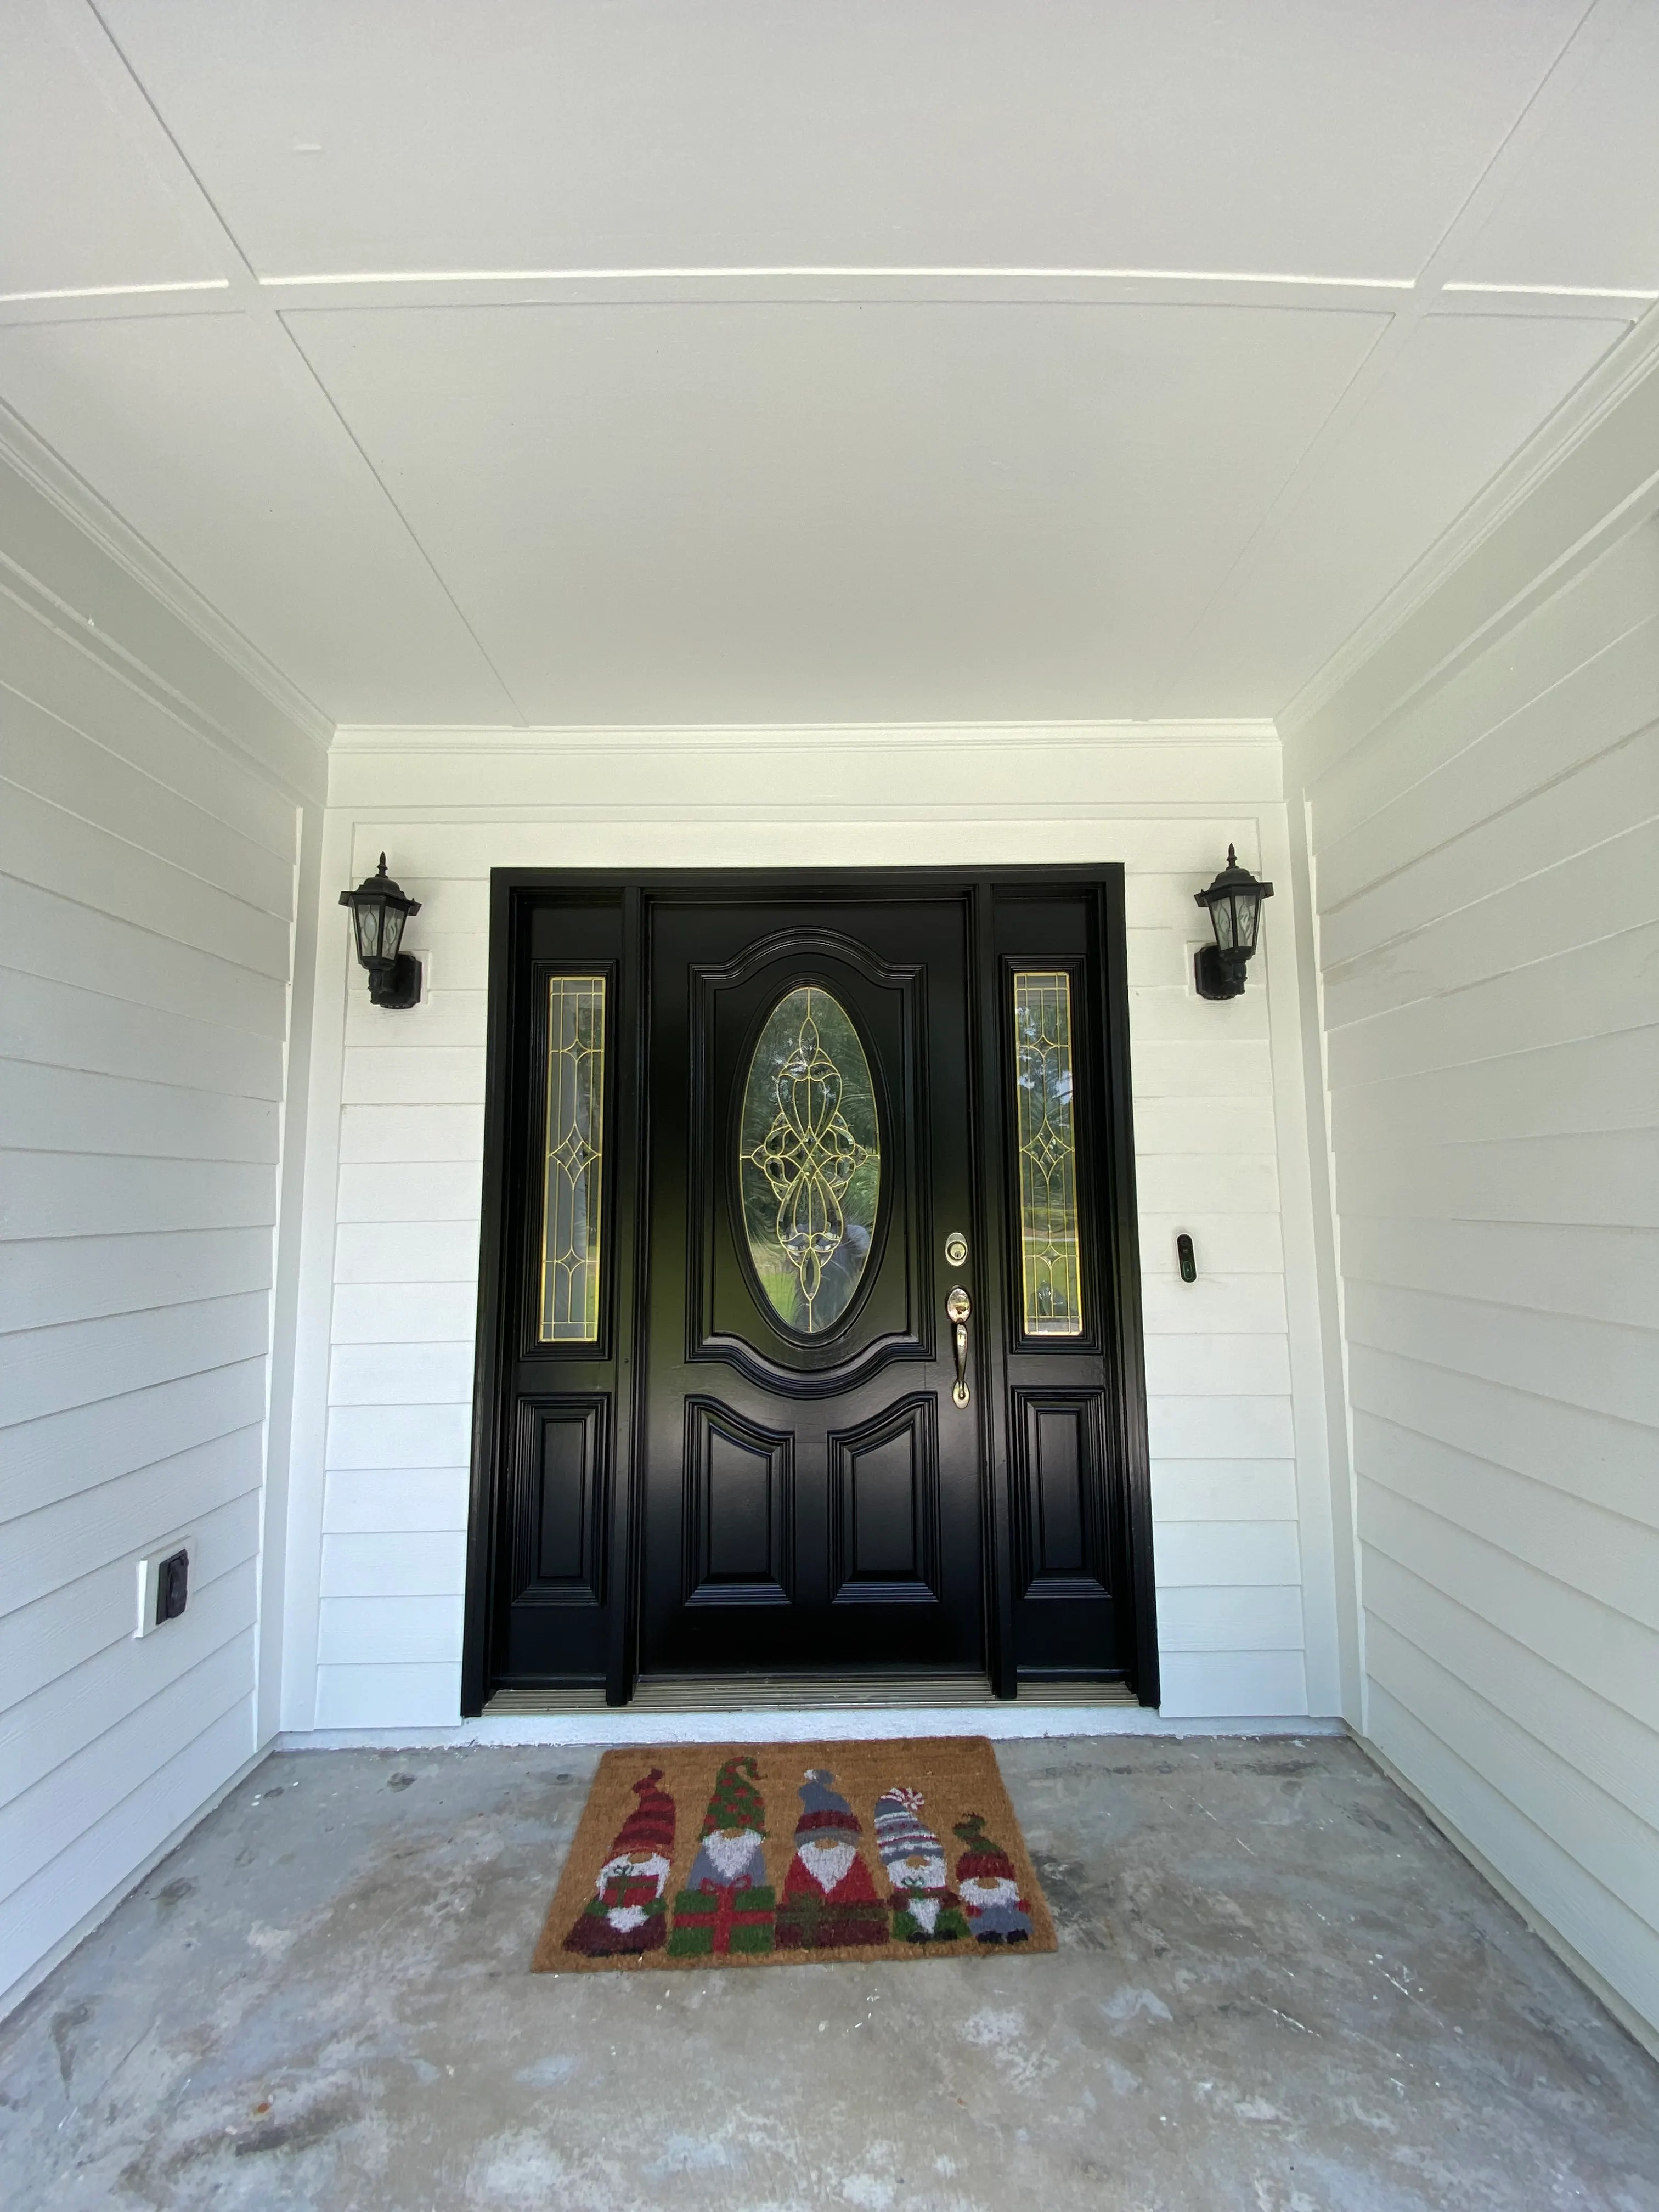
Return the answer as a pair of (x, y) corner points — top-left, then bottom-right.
(946, 1285), (971, 1407)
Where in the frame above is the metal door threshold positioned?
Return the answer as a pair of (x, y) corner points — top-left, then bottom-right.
(484, 1675), (1136, 1716)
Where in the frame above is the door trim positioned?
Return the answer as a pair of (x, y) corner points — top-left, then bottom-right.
(461, 868), (1158, 1713)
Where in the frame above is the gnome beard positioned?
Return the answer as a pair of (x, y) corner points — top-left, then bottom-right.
(795, 1836), (859, 1894)
(687, 1826), (766, 1890)
(594, 1850), (672, 1933)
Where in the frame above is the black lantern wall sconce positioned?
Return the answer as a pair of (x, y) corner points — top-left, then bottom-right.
(340, 854), (422, 1009)
(1193, 845), (1273, 1000)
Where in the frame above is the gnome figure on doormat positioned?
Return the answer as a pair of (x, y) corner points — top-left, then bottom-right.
(669, 1755), (776, 1958)
(873, 1786), (970, 1945)
(775, 1768), (888, 1950)
(953, 1811), (1034, 1944)
(563, 1768), (676, 1957)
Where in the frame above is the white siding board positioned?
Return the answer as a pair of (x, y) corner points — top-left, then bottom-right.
(1142, 1334), (1291, 1397)
(319, 1531), (467, 1599)
(333, 1220), (479, 1284)
(1155, 1584), (1305, 1650)
(321, 1468), (470, 1534)
(1350, 1361), (1657, 1531)
(1363, 1554), (1659, 1837)
(1330, 1127), (1657, 1229)
(337, 1104), (483, 1166)
(1153, 1520), (1302, 1586)
(1158, 1651), (1308, 1717)
(1315, 611), (1659, 905)
(1329, 1026), (1659, 1149)
(1322, 921), (1659, 1089)
(1308, 523), (1659, 848)
(1139, 1275), (1288, 1334)
(331, 1282), (478, 1345)
(1148, 1393), (1296, 1459)
(1, 1360), (268, 1522)
(1150, 1459), (1301, 1522)
(0, 873), (289, 1037)
(341, 1047), (487, 1107)
(1, 1152), (279, 1240)
(0, 693), (295, 918)
(1344, 1280), (1657, 1429)
(7, 1431), (263, 1612)
(324, 1403), (472, 1471)
(316, 1593), (466, 1666)
(0, 1226), (275, 1333)
(327, 1342), (474, 1408)
(1, 1292), (274, 1429)
(0, 966), (285, 1099)
(1, 1060), (280, 1163)
(1136, 1212), (1284, 1274)
(335, 1161), (484, 1224)
(314, 1662), (461, 1729)
(1338, 1216), (1659, 1333)
(1322, 820), (1659, 1031)
(1320, 726), (1658, 972)
(0, 781), (291, 978)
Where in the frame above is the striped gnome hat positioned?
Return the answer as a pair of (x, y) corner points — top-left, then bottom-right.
(701, 1755), (766, 1837)
(873, 1787), (941, 1872)
(610, 1768), (675, 1858)
(794, 1768), (860, 1842)
(953, 1812), (1015, 1882)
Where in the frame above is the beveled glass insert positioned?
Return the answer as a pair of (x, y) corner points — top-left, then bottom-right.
(740, 986), (881, 1335)
(539, 975), (606, 1342)
(1013, 970), (1084, 1338)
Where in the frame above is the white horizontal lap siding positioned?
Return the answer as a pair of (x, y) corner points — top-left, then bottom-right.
(1300, 512), (1659, 2035)
(301, 726), (1317, 1729)
(0, 464), (324, 2013)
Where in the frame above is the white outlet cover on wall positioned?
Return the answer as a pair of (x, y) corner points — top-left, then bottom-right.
(134, 1536), (197, 1638)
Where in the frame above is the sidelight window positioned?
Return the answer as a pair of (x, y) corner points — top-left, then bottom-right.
(1012, 970), (1083, 1337)
(539, 974), (606, 1342)
(739, 985), (881, 1336)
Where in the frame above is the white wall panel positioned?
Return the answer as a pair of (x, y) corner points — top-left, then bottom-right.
(1289, 471), (1659, 2039)
(283, 726), (1338, 1736)
(0, 439), (325, 2018)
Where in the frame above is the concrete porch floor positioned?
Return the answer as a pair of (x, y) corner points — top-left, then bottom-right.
(1, 1737), (1654, 2211)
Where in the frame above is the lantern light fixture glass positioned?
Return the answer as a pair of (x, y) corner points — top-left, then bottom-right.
(1193, 845), (1273, 1000)
(340, 853), (422, 1009)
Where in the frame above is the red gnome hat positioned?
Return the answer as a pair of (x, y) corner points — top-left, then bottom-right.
(610, 1768), (675, 1858)
(953, 1812), (1016, 1882)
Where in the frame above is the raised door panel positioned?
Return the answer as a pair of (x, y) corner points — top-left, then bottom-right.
(829, 1396), (940, 1606)
(684, 1400), (793, 1607)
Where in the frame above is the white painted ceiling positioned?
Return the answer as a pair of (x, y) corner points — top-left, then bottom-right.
(1, 0), (1655, 727)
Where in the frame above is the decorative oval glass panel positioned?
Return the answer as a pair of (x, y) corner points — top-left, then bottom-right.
(738, 985), (881, 1335)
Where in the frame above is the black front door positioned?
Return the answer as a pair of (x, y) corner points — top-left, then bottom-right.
(640, 894), (982, 1676)
(462, 871), (1156, 1712)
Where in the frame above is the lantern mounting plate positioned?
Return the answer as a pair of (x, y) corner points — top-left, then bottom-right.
(369, 954), (422, 1009)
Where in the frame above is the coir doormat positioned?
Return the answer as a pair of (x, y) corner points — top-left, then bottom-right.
(533, 1737), (1056, 1972)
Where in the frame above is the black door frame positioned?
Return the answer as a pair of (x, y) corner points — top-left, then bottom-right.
(461, 867), (1158, 1713)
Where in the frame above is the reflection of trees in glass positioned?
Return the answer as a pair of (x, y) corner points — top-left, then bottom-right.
(1013, 972), (1082, 1336)
(740, 987), (881, 1334)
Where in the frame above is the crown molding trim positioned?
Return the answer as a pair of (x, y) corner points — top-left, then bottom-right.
(330, 717), (1279, 754)
(1279, 298), (1659, 745)
(0, 400), (334, 757)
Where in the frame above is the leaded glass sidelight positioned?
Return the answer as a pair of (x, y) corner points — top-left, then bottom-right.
(1012, 970), (1084, 1338)
(539, 975), (606, 1342)
(738, 985), (881, 1335)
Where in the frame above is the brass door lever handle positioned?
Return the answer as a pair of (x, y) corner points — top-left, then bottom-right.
(946, 1285), (971, 1407)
